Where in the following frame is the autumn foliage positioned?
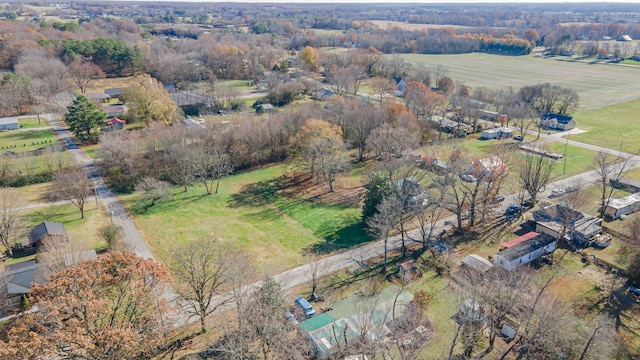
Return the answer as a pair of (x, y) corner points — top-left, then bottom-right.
(0, 252), (173, 360)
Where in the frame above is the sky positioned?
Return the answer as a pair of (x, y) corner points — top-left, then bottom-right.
(112, 0), (640, 3)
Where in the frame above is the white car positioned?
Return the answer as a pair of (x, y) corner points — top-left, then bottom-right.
(551, 188), (566, 197)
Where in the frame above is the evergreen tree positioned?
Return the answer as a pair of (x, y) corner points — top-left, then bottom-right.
(65, 95), (107, 143)
(362, 171), (392, 221)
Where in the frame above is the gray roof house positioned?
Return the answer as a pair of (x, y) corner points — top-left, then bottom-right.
(0, 117), (19, 131)
(532, 203), (602, 246)
(104, 88), (124, 98)
(28, 222), (68, 250)
(2, 260), (44, 308)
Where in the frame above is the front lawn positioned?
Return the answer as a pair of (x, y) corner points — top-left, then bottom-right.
(0, 128), (60, 153)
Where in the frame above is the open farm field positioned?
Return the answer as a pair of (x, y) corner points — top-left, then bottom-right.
(565, 99), (640, 154)
(398, 53), (640, 110)
(368, 20), (482, 31)
(122, 164), (370, 274)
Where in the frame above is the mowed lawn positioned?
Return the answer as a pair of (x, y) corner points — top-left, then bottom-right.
(0, 128), (60, 153)
(122, 164), (370, 273)
(397, 53), (640, 110)
(566, 99), (640, 154)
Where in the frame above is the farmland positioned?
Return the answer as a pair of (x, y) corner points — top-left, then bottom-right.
(398, 52), (640, 110)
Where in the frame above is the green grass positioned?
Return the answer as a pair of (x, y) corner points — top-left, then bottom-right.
(397, 52), (640, 110)
(18, 117), (48, 129)
(82, 144), (101, 160)
(546, 142), (603, 180)
(121, 164), (370, 273)
(565, 99), (640, 154)
(620, 59), (640, 66)
(218, 79), (255, 92)
(0, 129), (60, 153)
(26, 202), (108, 251)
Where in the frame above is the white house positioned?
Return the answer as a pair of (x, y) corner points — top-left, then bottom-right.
(493, 233), (557, 271)
(466, 155), (508, 179)
(540, 113), (576, 131)
(604, 193), (640, 219)
(0, 117), (19, 131)
(481, 127), (513, 139)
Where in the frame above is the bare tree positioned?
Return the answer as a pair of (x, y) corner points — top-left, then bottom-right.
(52, 167), (92, 219)
(171, 238), (231, 334)
(0, 188), (25, 256)
(593, 148), (637, 216)
(367, 197), (400, 274)
(367, 123), (419, 160)
(345, 104), (385, 162)
(68, 58), (106, 94)
(518, 148), (556, 206)
(135, 176), (171, 210)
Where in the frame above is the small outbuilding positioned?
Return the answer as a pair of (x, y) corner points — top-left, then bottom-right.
(104, 88), (124, 98)
(106, 118), (126, 131)
(604, 193), (640, 219)
(461, 254), (494, 273)
(493, 233), (556, 271)
(0, 117), (19, 131)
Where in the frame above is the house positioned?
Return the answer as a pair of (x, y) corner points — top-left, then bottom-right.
(102, 104), (125, 118)
(423, 156), (448, 173)
(2, 260), (43, 308)
(478, 109), (499, 121)
(461, 254), (494, 273)
(169, 91), (215, 116)
(532, 203), (602, 245)
(106, 118), (126, 131)
(314, 88), (335, 101)
(104, 88), (123, 98)
(466, 155), (508, 179)
(481, 127), (513, 139)
(493, 233), (556, 271)
(604, 193), (640, 219)
(393, 78), (408, 97)
(540, 113), (576, 131)
(610, 177), (640, 193)
(396, 259), (421, 282)
(28, 222), (68, 251)
(430, 116), (473, 134)
(0, 117), (19, 131)
(84, 93), (111, 104)
(299, 286), (413, 359)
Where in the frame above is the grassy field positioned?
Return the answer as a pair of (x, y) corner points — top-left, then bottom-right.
(0, 129), (59, 153)
(17, 117), (48, 129)
(397, 53), (640, 110)
(82, 144), (101, 160)
(564, 99), (640, 153)
(121, 164), (370, 273)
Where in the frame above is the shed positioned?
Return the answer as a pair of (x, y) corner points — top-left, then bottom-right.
(461, 254), (494, 273)
(604, 193), (640, 219)
(106, 117), (126, 131)
(396, 259), (421, 282)
(493, 233), (556, 271)
(0, 117), (19, 131)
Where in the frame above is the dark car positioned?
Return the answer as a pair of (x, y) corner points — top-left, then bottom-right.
(513, 135), (523, 141)
(522, 199), (534, 209)
(505, 204), (522, 220)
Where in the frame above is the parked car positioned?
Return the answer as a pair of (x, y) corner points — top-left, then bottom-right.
(284, 310), (298, 325)
(460, 174), (477, 182)
(565, 185), (579, 193)
(629, 286), (640, 296)
(295, 297), (315, 318)
(513, 135), (523, 141)
(504, 204), (522, 220)
(551, 188), (566, 197)
(522, 199), (534, 209)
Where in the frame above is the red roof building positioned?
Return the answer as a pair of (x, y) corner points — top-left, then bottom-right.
(501, 231), (540, 249)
